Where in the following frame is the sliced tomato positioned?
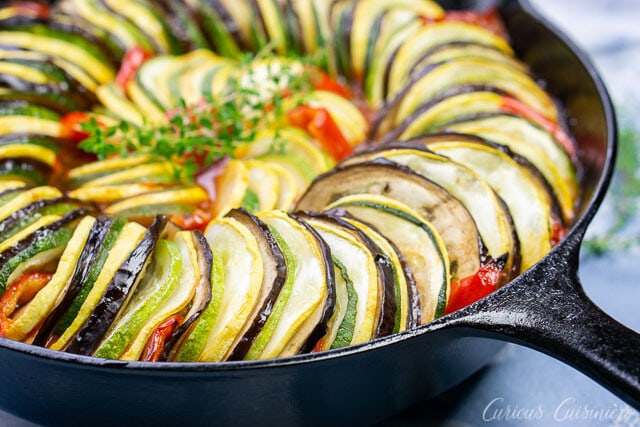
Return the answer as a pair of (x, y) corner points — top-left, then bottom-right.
(60, 111), (92, 143)
(443, 7), (508, 39)
(287, 105), (353, 161)
(0, 273), (52, 337)
(140, 314), (183, 362)
(169, 208), (212, 232)
(13, 2), (50, 19)
(116, 46), (153, 88)
(311, 70), (351, 99)
(445, 260), (503, 314)
(500, 96), (578, 162)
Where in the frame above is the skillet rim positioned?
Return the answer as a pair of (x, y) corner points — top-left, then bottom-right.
(0, 0), (618, 373)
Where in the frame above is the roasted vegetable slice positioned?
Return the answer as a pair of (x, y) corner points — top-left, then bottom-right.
(241, 210), (333, 359)
(297, 160), (483, 283)
(300, 213), (389, 344)
(32, 216), (125, 346)
(93, 238), (182, 359)
(186, 216), (263, 362)
(0, 215), (96, 341)
(65, 216), (168, 355)
(342, 146), (519, 282)
(327, 194), (449, 323)
(226, 208), (287, 361)
(438, 113), (578, 223)
(48, 220), (146, 352)
(422, 135), (554, 271)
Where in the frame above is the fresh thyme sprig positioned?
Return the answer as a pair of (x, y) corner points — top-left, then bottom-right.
(79, 52), (318, 183)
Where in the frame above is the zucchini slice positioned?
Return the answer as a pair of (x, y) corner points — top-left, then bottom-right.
(438, 113), (578, 223)
(351, 0), (444, 81)
(0, 25), (115, 84)
(0, 227), (72, 304)
(32, 216), (125, 346)
(93, 238), (183, 360)
(103, 186), (209, 218)
(67, 217), (170, 356)
(384, 57), (559, 136)
(342, 146), (520, 282)
(380, 88), (507, 142)
(162, 230), (213, 361)
(65, 0), (154, 53)
(0, 209), (89, 286)
(0, 186), (62, 222)
(364, 13), (422, 106)
(194, 216), (263, 361)
(327, 194), (449, 323)
(66, 155), (154, 188)
(243, 210), (332, 359)
(51, 220), (150, 353)
(300, 213), (385, 344)
(342, 216), (418, 331)
(2, 215), (96, 341)
(244, 160), (280, 213)
(386, 22), (514, 97)
(425, 137), (554, 271)
(210, 159), (249, 219)
(102, 0), (179, 54)
(225, 208), (287, 361)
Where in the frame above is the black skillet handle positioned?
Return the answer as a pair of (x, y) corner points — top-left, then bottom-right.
(448, 232), (640, 409)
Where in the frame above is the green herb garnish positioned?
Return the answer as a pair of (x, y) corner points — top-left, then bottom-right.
(80, 52), (317, 184)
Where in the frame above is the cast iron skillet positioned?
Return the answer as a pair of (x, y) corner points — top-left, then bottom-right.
(0, 1), (638, 426)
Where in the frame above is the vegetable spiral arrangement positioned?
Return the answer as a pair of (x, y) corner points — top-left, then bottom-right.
(0, 0), (579, 362)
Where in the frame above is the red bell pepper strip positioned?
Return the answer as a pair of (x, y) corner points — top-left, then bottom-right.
(115, 46), (153, 89)
(0, 273), (52, 337)
(550, 216), (567, 247)
(445, 260), (504, 315)
(287, 105), (353, 161)
(141, 314), (183, 362)
(500, 96), (578, 162)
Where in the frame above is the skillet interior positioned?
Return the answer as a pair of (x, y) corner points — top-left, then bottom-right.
(0, 0), (621, 425)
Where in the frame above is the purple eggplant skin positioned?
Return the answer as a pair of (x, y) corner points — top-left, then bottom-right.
(322, 214), (399, 336)
(153, 0), (206, 52)
(0, 157), (52, 185)
(283, 0), (304, 55)
(207, 0), (253, 52)
(0, 208), (91, 271)
(160, 230), (213, 362)
(0, 185), (31, 201)
(65, 216), (168, 356)
(226, 208), (288, 361)
(289, 213), (336, 354)
(0, 61), (98, 112)
(0, 197), (89, 237)
(46, 17), (121, 68)
(32, 215), (113, 347)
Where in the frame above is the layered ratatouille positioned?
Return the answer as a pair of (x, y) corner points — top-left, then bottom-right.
(0, 0), (579, 362)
